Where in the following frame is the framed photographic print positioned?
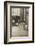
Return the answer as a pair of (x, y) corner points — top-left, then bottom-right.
(4, 1), (34, 44)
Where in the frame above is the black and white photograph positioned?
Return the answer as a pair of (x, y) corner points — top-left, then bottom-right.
(10, 7), (29, 37)
(4, 1), (34, 44)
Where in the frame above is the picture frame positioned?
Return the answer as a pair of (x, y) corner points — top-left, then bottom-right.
(4, 1), (34, 44)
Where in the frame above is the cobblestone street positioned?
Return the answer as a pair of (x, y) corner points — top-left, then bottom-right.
(12, 22), (28, 37)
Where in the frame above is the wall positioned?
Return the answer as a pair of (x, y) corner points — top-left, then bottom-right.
(34, 2), (35, 42)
